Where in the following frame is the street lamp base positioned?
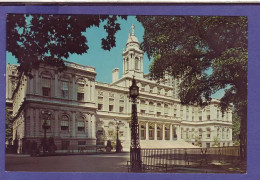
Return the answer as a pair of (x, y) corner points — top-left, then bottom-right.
(130, 147), (142, 172)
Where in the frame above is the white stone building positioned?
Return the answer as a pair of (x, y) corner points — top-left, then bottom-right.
(6, 26), (233, 153)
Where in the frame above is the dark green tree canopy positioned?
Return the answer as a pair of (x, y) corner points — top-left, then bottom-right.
(7, 14), (127, 77)
(137, 16), (247, 114)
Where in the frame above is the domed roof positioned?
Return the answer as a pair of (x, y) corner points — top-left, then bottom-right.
(127, 34), (139, 44)
(126, 24), (139, 45)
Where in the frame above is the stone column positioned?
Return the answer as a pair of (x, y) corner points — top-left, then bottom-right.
(170, 124), (173, 141)
(29, 108), (34, 137)
(55, 110), (59, 137)
(35, 109), (39, 137)
(91, 81), (95, 102)
(146, 122), (149, 140)
(162, 124), (165, 140)
(88, 114), (92, 138)
(154, 123), (157, 140)
(177, 125), (181, 140)
(35, 70), (39, 95)
(72, 112), (76, 137)
(72, 75), (76, 100)
(91, 115), (96, 138)
(161, 104), (164, 116)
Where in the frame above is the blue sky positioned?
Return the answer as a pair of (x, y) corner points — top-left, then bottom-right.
(6, 15), (224, 99)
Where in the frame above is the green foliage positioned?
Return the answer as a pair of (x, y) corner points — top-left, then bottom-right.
(5, 108), (13, 143)
(137, 16), (247, 159)
(7, 14), (127, 77)
(232, 111), (241, 144)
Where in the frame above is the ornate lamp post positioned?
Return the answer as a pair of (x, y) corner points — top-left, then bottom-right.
(114, 119), (122, 153)
(41, 110), (51, 154)
(129, 76), (142, 172)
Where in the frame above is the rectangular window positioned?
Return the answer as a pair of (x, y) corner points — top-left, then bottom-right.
(61, 120), (69, 131)
(119, 106), (124, 113)
(206, 143), (210, 148)
(98, 97), (103, 110)
(77, 122), (85, 132)
(77, 93), (84, 101)
(157, 112), (161, 116)
(61, 81), (69, 99)
(109, 105), (114, 112)
(42, 77), (51, 96)
(206, 110), (210, 120)
(77, 84), (84, 101)
(141, 110), (146, 114)
(98, 104), (103, 110)
(109, 98), (114, 112)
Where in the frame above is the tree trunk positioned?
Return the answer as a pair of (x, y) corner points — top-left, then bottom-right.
(239, 112), (247, 162)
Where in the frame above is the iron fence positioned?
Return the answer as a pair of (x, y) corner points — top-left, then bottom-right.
(139, 146), (240, 172)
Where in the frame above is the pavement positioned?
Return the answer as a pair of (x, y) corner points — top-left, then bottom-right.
(5, 153), (246, 173)
(5, 153), (130, 172)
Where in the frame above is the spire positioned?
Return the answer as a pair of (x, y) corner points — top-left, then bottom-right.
(131, 24), (135, 36)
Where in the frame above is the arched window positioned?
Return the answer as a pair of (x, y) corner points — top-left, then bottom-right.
(140, 125), (145, 140)
(222, 128), (225, 139)
(149, 125), (154, 140)
(217, 128), (220, 138)
(61, 115), (69, 131)
(157, 126), (162, 140)
(165, 126), (170, 140)
(173, 127), (177, 140)
(77, 116), (85, 132)
(227, 128), (230, 139)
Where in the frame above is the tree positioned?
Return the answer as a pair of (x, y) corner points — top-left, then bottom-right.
(7, 14), (127, 77)
(137, 16), (247, 160)
(232, 111), (241, 146)
(5, 108), (13, 144)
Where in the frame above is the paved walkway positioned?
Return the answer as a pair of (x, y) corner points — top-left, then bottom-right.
(6, 153), (130, 172)
(5, 153), (246, 173)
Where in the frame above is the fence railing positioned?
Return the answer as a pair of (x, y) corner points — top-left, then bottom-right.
(138, 146), (240, 172)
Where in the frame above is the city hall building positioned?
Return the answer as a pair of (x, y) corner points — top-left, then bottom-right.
(6, 26), (233, 153)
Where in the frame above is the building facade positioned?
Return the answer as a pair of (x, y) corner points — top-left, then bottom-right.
(7, 26), (233, 153)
